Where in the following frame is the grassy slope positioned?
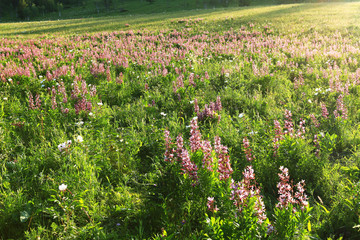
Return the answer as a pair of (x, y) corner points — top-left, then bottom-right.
(1, 2), (360, 38)
(0, 0), (274, 22)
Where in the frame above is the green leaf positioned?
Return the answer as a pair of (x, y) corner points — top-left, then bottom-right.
(317, 203), (329, 214)
(20, 211), (30, 223)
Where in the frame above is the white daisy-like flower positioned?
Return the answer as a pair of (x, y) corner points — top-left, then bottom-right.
(75, 135), (83, 143)
(89, 112), (94, 117)
(308, 99), (312, 104)
(160, 112), (167, 116)
(238, 113), (245, 118)
(3, 97), (8, 101)
(58, 143), (66, 152)
(97, 102), (103, 106)
(59, 184), (67, 191)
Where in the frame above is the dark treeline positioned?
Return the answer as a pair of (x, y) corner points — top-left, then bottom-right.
(0, 0), (115, 20)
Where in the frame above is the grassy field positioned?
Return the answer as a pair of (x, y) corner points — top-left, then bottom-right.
(1, 2), (360, 38)
(2, 1), (360, 239)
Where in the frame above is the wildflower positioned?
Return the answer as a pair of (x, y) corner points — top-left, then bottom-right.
(284, 109), (294, 137)
(217, 145), (233, 180)
(296, 118), (306, 139)
(294, 180), (309, 210)
(276, 166), (295, 209)
(59, 184), (67, 191)
(267, 224), (275, 234)
(58, 143), (66, 152)
(97, 102), (103, 106)
(75, 135), (83, 143)
(230, 166), (266, 222)
(189, 118), (202, 152)
(180, 149), (198, 185)
(238, 113), (245, 118)
(201, 140), (213, 170)
(76, 121), (84, 126)
(89, 112), (94, 117)
(58, 140), (72, 152)
(160, 112), (167, 116)
(321, 103), (329, 118)
(207, 197), (219, 212)
(3, 97), (7, 101)
(310, 114), (320, 128)
(243, 137), (254, 161)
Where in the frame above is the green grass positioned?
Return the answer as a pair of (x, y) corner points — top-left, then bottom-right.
(1, 2), (360, 38)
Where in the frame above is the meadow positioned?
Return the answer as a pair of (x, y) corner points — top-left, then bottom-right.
(2, 2), (360, 239)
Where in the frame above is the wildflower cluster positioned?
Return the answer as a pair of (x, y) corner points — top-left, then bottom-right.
(58, 140), (72, 152)
(230, 166), (267, 223)
(195, 96), (222, 122)
(276, 166), (309, 211)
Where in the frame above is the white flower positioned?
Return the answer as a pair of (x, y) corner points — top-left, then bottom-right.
(59, 184), (67, 191)
(3, 97), (8, 101)
(76, 121), (84, 126)
(67, 140), (72, 145)
(238, 113), (245, 118)
(326, 88), (331, 92)
(308, 99), (312, 104)
(58, 143), (66, 152)
(193, 116), (198, 120)
(75, 135), (83, 143)
(314, 92), (318, 96)
(225, 73), (229, 77)
(97, 102), (103, 106)
(8, 78), (12, 82)
(160, 112), (167, 116)
(189, 100), (194, 104)
(89, 112), (94, 117)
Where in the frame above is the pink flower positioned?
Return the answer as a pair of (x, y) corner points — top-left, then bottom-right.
(189, 118), (202, 152)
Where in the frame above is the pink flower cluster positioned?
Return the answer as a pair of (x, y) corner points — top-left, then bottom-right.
(276, 166), (308, 211)
(230, 166), (267, 223)
(214, 136), (233, 181)
(180, 149), (199, 185)
(243, 137), (254, 162)
(207, 197), (219, 213)
(334, 94), (348, 120)
(195, 96), (222, 122)
(189, 118), (202, 152)
(28, 92), (41, 110)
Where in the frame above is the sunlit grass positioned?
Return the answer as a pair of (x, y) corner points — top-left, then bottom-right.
(1, 2), (360, 38)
